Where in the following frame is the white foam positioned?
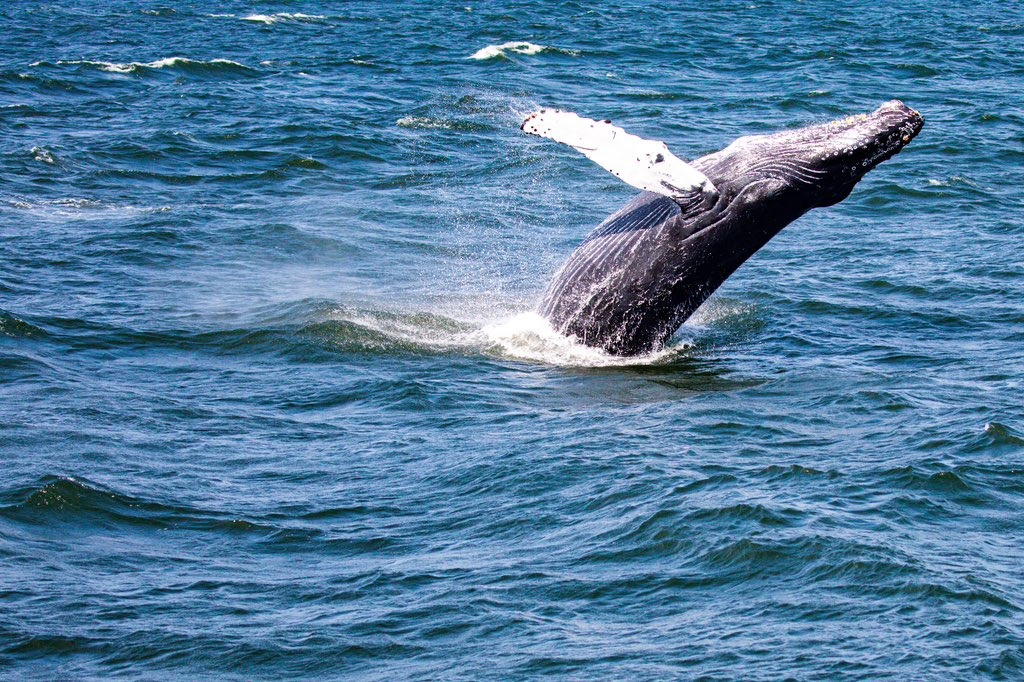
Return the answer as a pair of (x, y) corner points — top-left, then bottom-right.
(34, 58), (247, 73)
(326, 307), (473, 353)
(470, 41), (577, 60)
(241, 13), (325, 24)
(319, 306), (685, 368)
(928, 176), (975, 187)
(3, 198), (171, 219)
(479, 312), (684, 367)
(31, 147), (56, 165)
(52, 198), (103, 209)
(396, 116), (454, 130)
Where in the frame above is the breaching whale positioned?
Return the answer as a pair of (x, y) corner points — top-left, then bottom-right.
(522, 100), (923, 355)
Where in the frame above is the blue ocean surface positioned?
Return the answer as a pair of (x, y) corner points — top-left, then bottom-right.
(2, 1), (1024, 678)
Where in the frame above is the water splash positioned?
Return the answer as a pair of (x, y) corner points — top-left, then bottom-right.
(480, 312), (688, 366)
(315, 306), (690, 367)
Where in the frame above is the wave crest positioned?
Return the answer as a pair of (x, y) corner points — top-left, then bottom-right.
(469, 41), (579, 60)
(240, 13), (326, 24)
(31, 58), (253, 75)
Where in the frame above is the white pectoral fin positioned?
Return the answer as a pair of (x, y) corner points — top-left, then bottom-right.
(521, 109), (716, 202)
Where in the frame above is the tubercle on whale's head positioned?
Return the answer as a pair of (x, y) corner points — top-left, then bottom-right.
(802, 100), (924, 205)
(698, 100), (924, 209)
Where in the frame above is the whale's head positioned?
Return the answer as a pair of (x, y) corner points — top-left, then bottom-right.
(696, 100), (924, 211)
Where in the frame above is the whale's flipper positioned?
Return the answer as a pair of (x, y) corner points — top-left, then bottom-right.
(521, 109), (717, 203)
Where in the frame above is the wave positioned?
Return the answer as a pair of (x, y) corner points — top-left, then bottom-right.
(0, 476), (407, 549)
(0, 310), (48, 339)
(30, 57), (254, 75)
(30, 146), (56, 165)
(2, 197), (171, 220)
(237, 13), (326, 24)
(396, 116), (458, 130)
(204, 12), (325, 24)
(469, 41), (579, 61)
(983, 421), (1024, 446)
(0, 476), (276, 535)
(246, 13), (325, 24)
(927, 175), (978, 188)
(0, 301), (696, 368)
(395, 116), (491, 132)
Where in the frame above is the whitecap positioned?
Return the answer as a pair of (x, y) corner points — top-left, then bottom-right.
(3, 198), (171, 219)
(469, 41), (577, 60)
(52, 198), (103, 209)
(34, 57), (248, 73)
(31, 147), (56, 165)
(396, 116), (454, 130)
(241, 13), (325, 24)
(927, 175), (977, 188)
(142, 57), (246, 70)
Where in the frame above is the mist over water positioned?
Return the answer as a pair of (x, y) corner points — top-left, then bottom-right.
(2, 1), (1024, 678)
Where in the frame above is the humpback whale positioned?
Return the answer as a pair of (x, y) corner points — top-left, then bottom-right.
(522, 100), (923, 355)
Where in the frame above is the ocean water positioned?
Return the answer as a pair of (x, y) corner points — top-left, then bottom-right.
(2, 0), (1024, 678)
